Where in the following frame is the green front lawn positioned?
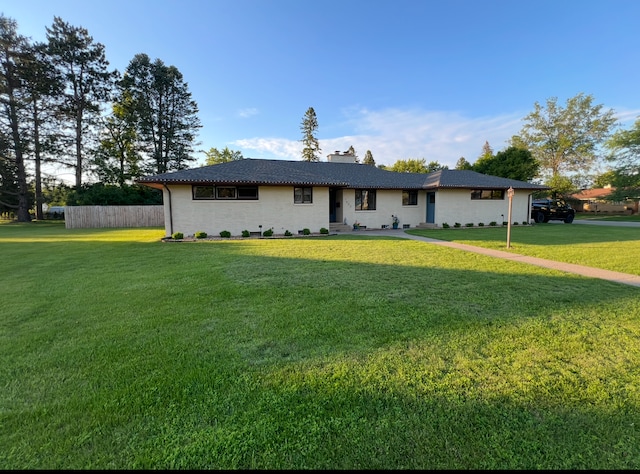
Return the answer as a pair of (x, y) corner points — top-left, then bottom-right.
(407, 223), (640, 275)
(1, 222), (639, 469)
(575, 212), (640, 222)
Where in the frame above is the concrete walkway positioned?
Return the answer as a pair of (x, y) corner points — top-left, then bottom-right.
(358, 225), (640, 288)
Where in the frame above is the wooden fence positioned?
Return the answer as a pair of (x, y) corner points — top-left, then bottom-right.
(64, 205), (164, 229)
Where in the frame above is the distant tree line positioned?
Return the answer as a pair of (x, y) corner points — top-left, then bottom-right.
(0, 14), (201, 221)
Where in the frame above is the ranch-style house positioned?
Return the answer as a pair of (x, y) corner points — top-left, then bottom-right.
(137, 151), (549, 238)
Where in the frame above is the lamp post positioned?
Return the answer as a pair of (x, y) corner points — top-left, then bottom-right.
(506, 187), (514, 248)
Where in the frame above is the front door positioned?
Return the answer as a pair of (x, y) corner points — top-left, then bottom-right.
(426, 192), (435, 224)
(329, 188), (337, 223)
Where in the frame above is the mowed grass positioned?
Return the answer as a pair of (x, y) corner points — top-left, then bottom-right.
(1, 221), (640, 469)
(408, 222), (640, 276)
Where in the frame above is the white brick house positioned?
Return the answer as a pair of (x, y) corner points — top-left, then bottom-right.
(137, 156), (548, 238)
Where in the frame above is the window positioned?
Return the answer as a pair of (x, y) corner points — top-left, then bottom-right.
(216, 187), (237, 199)
(192, 185), (258, 200)
(237, 186), (259, 199)
(402, 190), (418, 206)
(355, 189), (377, 210)
(294, 187), (313, 203)
(471, 189), (505, 200)
(193, 185), (215, 199)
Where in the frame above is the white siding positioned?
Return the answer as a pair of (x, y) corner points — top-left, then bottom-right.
(435, 189), (532, 226)
(340, 189), (426, 229)
(164, 185), (329, 237)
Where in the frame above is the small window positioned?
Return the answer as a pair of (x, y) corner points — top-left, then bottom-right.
(402, 190), (418, 206)
(193, 185), (215, 199)
(216, 187), (237, 199)
(355, 189), (377, 210)
(237, 186), (258, 200)
(471, 189), (505, 200)
(294, 187), (313, 203)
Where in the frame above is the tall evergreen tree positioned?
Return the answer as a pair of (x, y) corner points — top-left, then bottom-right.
(363, 149), (375, 166)
(300, 106), (320, 162)
(455, 157), (473, 170)
(21, 41), (61, 218)
(120, 53), (201, 174)
(46, 17), (117, 189)
(0, 15), (32, 221)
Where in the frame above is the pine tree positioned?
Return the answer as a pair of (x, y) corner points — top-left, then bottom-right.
(363, 150), (375, 166)
(300, 107), (320, 162)
(120, 53), (201, 174)
(46, 17), (117, 189)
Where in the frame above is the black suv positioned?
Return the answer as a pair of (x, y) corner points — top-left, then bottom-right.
(531, 199), (575, 223)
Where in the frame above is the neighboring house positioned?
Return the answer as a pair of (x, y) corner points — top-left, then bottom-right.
(137, 153), (549, 237)
(569, 186), (638, 214)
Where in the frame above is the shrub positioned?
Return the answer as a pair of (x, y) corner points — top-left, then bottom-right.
(465, 222), (474, 227)
(502, 221), (508, 226)
(454, 222), (461, 228)
(442, 222), (450, 228)
(263, 228), (273, 237)
(478, 222), (484, 227)
(171, 232), (183, 240)
(241, 230), (250, 238)
(489, 221), (497, 226)
(320, 227), (329, 234)
(303, 228), (311, 235)
(522, 221), (528, 225)
(219, 230), (231, 238)
(194, 231), (207, 239)
(284, 230), (292, 236)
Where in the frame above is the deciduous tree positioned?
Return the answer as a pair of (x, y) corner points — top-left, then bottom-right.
(204, 146), (244, 165)
(511, 93), (617, 178)
(473, 146), (539, 181)
(605, 117), (640, 200)
(390, 158), (447, 173)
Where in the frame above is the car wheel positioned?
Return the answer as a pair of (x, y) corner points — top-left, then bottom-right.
(535, 211), (546, 223)
(564, 214), (574, 223)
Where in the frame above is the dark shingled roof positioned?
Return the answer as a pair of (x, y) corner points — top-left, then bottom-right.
(137, 158), (549, 191)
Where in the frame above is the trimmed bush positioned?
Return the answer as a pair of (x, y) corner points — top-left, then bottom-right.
(320, 227), (329, 234)
(442, 222), (450, 228)
(454, 223), (461, 228)
(303, 228), (311, 235)
(219, 230), (231, 238)
(241, 230), (250, 238)
(171, 232), (184, 240)
(194, 231), (207, 239)
(478, 222), (484, 227)
(489, 221), (497, 226)
(262, 228), (273, 237)
(284, 230), (292, 236)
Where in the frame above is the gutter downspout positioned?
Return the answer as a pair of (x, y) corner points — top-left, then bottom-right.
(162, 182), (173, 236)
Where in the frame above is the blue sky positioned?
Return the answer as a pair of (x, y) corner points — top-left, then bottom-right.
(3, 0), (640, 170)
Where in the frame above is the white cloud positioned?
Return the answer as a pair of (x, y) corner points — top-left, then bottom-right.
(228, 106), (640, 168)
(231, 107), (526, 167)
(237, 108), (259, 118)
